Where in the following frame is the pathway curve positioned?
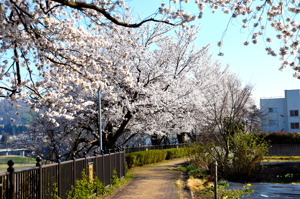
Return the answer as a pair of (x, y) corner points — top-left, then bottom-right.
(107, 158), (188, 199)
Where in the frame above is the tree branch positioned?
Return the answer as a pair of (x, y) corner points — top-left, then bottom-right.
(51, 0), (184, 27)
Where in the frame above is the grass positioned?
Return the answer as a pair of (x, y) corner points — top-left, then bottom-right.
(97, 172), (133, 198)
(0, 155), (36, 163)
(187, 177), (254, 199)
(0, 164), (36, 173)
(0, 155), (36, 173)
(181, 165), (255, 199)
(263, 156), (300, 162)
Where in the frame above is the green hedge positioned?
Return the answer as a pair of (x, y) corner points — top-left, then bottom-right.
(165, 148), (187, 160)
(126, 147), (192, 169)
(257, 132), (300, 144)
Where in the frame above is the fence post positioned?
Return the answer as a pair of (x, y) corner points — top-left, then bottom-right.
(119, 147), (121, 178)
(109, 149), (112, 184)
(84, 152), (88, 176)
(101, 150), (104, 185)
(36, 156), (42, 199)
(72, 153), (76, 187)
(94, 151), (98, 181)
(114, 148), (117, 175)
(7, 160), (14, 199)
(214, 161), (218, 199)
(123, 147), (126, 176)
(57, 155), (61, 198)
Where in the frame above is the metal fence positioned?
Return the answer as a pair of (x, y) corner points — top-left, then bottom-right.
(0, 149), (126, 199)
(0, 143), (187, 199)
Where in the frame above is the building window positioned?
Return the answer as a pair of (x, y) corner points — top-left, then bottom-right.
(291, 123), (300, 129)
(290, 110), (299, 116)
(269, 108), (277, 112)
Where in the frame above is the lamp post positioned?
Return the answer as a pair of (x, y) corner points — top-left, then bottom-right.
(98, 88), (102, 154)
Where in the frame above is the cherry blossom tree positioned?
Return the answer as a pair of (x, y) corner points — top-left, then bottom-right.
(1, 0), (284, 160)
(194, 74), (254, 163)
(19, 17), (256, 161)
(21, 22), (216, 160)
(1, 0), (300, 105)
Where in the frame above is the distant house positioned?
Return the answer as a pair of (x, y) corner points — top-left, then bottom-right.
(260, 89), (300, 132)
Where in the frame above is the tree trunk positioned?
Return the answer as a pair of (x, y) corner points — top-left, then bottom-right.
(106, 111), (133, 149)
(150, 134), (160, 145)
(177, 133), (185, 143)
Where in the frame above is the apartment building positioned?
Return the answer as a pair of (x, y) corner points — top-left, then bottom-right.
(260, 89), (300, 132)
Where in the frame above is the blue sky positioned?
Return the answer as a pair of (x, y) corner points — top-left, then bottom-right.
(127, 0), (300, 106)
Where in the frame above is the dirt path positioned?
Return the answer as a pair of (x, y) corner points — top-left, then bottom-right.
(107, 158), (190, 199)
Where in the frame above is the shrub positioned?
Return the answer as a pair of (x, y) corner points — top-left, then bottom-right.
(186, 165), (195, 172)
(125, 147), (192, 169)
(218, 179), (229, 187)
(111, 169), (120, 186)
(166, 148), (186, 159)
(189, 131), (269, 182)
(257, 131), (300, 144)
(67, 170), (104, 199)
(221, 132), (269, 182)
(125, 154), (137, 169)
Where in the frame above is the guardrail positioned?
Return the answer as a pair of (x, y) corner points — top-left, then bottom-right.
(0, 143), (187, 199)
(0, 149), (125, 199)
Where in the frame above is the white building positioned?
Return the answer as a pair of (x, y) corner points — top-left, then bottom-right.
(260, 89), (300, 132)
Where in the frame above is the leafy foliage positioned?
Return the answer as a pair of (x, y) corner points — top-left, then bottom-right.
(67, 171), (104, 199)
(126, 147), (193, 169)
(165, 148), (187, 160)
(111, 169), (120, 186)
(258, 132), (300, 144)
(51, 183), (60, 199)
(189, 131), (269, 182)
(218, 179), (229, 188)
(126, 150), (168, 169)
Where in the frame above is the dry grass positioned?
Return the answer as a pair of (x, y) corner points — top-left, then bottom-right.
(186, 178), (213, 192)
(263, 156), (300, 162)
(0, 164), (35, 173)
(175, 179), (182, 188)
(291, 182), (300, 185)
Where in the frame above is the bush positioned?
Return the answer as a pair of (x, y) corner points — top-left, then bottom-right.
(186, 165), (195, 172)
(257, 131), (300, 144)
(165, 148), (186, 159)
(189, 132), (269, 182)
(67, 170), (104, 199)
(125, 147), (192, 169)
(125, 154), (137, 169)
(111, 169), (120, 186)
(222, 132), (269, 182)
